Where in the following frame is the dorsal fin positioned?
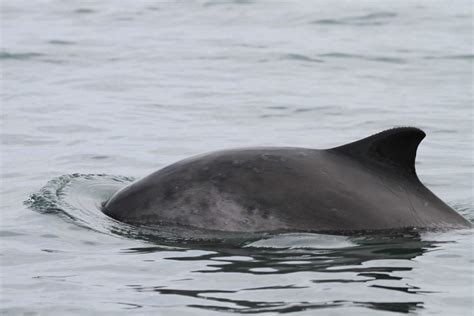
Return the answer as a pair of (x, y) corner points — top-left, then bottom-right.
(330, 127), (426, 176)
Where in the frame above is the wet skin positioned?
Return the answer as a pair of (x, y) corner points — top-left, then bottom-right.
(103, 128), (471, 234)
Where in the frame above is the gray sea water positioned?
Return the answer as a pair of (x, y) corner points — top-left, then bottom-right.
(1, 1), (473, 315)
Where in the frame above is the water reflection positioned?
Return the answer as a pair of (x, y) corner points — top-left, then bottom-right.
(123, 233), (437, 314)
(154, 233), (436, 275)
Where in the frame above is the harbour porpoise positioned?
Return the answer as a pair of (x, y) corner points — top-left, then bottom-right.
(103, 127), (471, 234)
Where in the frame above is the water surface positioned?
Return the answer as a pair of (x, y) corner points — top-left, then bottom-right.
(1, 1), (473, 315)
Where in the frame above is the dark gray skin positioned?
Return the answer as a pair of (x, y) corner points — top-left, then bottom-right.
(103, 127), (471, 234)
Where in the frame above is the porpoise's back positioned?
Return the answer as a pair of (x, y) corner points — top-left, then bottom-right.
(103, 128), (471, 233)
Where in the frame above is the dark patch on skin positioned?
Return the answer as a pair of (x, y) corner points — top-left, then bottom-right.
(162, 186), (176, 200)
(198, 199), (209, 210)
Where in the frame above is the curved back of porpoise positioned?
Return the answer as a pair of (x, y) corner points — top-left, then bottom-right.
(103, 127), (471, 233)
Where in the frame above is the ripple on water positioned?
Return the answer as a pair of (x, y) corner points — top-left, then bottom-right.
(318, 52), (407, 64)
(279, 53), (324, 63)
(25, 174), (135, 235)
(47, 39), (76, 45)
(423, 54), (474, 60)
(0, 51), (45, 60)
(73, 8), (96, 14)
(312, 12), (398, 26)
(1, 133), (58, 146)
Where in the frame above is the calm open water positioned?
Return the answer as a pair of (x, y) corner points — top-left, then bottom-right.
(1, 1), (473, 315)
